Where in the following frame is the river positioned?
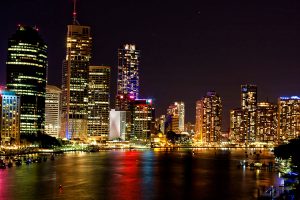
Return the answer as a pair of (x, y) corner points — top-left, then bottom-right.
(0, 148), (282, 200)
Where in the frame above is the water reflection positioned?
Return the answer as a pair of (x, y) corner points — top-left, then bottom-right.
(107, 151), (142, 200)
(0, 149), (283, 200)
(0, 169), (8, 199)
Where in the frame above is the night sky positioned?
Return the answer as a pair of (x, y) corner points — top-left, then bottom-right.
(1, 0), (300, 129)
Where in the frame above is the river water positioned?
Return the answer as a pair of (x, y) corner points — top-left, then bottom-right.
(0, 149), (282, 200)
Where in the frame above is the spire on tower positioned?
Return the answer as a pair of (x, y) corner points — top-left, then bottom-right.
(72, 0), (79, 24)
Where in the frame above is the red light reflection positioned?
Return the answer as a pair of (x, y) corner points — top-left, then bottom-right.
(108, 151), (142, 200)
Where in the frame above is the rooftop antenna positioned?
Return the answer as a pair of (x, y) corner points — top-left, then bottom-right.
(72, 0), (79, 25)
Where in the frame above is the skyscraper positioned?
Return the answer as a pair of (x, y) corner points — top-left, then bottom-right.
(88, 66), (110, 141)
(131, 99), (155, 142)
(0, 89), (20, 145)
(165, 102), (185, 134)
(195, 100), (203, 140)
(241, 84), (257, 110)
(277, 96), (300, 143)
(116, 44), (140, 110)
(241, 84), (257, 143)
(177, 102), (185, 132)
(197, 92), (222, 143)
(256, 102), (277, 143)
(6, 25), (47, 136)
(61, 5), (92, 139)
(230, 108), (246, 143)
(45, 85), (61, 138)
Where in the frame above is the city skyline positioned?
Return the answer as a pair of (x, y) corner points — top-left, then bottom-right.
(1, 1), (300, 127)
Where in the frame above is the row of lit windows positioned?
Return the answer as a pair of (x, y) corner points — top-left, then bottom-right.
(19, 75), (45, 81)
(8, 47), (37, 53)
(7, 61), (44, 68)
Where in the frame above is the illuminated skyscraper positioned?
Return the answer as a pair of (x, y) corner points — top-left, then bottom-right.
(256, 102), (277, 143)
(177, 102), (185, 132)
(45, 85), (61, 138)
(277, 96), (300, 143)
(116, 44), (140, 110)
(61, 5), (92, 139)
(131, 99), (155, 142)
(231, 85), (277, 144)
(0, 89), (20, 145)
(241, 84), (257, 143)
(230, 108), (246, 143)
(197, 92), (222, 143)
(166, 101), (185, 134)
(195, 100), (203, 140)
(241, 85), (257, 110)
(6, 25), (47, 136)
(166, 103), (179, 133)
(88, 66), (110, 141)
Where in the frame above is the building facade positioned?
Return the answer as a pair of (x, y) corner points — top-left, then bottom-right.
(230, 109), (246, 143)
(256, 102), (277, 143)
(241, 84), (257, 143)
(166, 102), (185, 134)
(197, 91), (222, 143)
(131, 99), (155, 142)
(195, 100), (203, 140)
(116, 44), (140, 110)
(277, 96), (300, 143)
(61, 23), (92, 139)
(109, 109), (127, 140)
(0, 90), (20, 145)
(177, 102), (185, 132)
(45, 85), (61, 138)
(88, 66), (110, 141)
(6, 25), (47, 136)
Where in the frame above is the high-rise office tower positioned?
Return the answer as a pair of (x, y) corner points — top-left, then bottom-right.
(241, 85), (257, 110)
(166, 103), (179, 133)
(256, 102), (277, 143)
(195, 100), (203, 140)
(116, 44), (140, 110)
(45, 85), (61, 138)
(241, 84), (257, 143)
(277, 96), (300, 143)
(0, 89), (20, 145)
(6, 25), (47, 136)
(61, 4), (92, 139)
(131, 99), (155, 142)
(166, 101), (185, 134)
(88, 66), (110, 141)
(177, 102), (185, 132)
(197, 91), (222, 143)
(230, 108), (246, 143)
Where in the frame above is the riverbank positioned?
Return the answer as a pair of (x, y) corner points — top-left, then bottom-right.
(273, 138), (300, 199)
(0, 145), (275, 157)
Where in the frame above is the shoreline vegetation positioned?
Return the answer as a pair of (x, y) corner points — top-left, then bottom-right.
(273, 137), (300, 199)
(274, 137), (300, 166)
